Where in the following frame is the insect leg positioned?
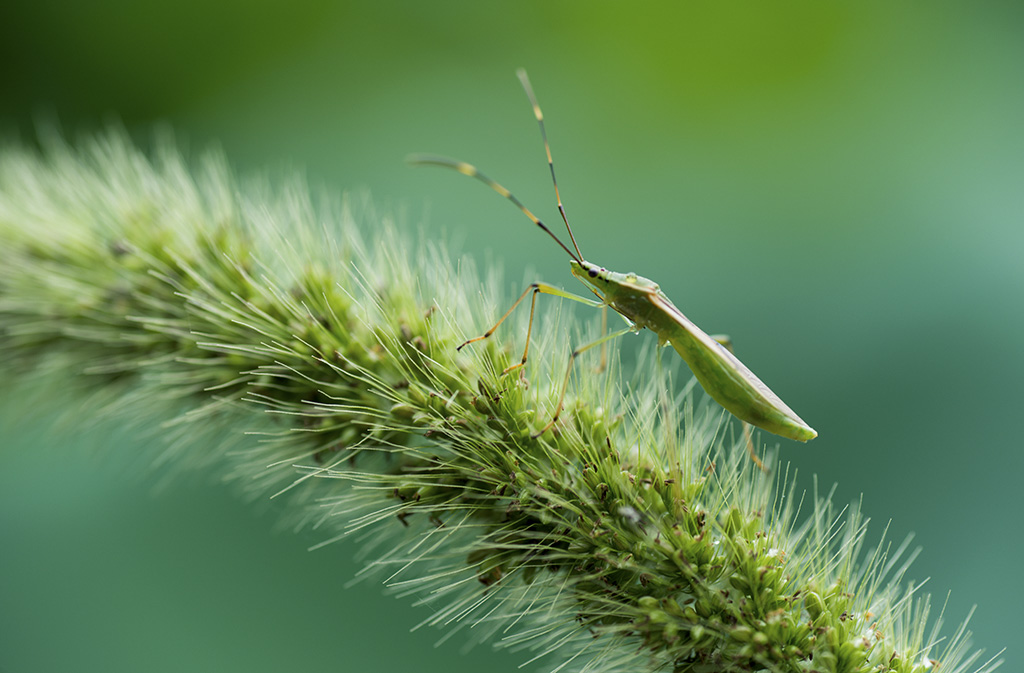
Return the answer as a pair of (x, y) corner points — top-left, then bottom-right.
(457, 284), (536, 352)
(532, 326), (633, 438)
(505, 284), (605, 375)
(710, 334), (767, 473)
(597, 306), (609, 374)
(740, 423), (767, 473)
(459, 282), (603, 376)
(501, 285), (542, 376)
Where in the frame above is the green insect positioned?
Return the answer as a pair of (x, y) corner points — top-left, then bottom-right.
(409, 69), (817, 457)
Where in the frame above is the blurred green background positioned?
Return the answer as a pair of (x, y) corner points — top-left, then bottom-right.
(1, 1), (1021, 671)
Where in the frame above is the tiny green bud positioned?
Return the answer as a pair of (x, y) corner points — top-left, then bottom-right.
(805, 591), (827, 621)
(638, 596), (659, 610)
(731, 625), (754, 643)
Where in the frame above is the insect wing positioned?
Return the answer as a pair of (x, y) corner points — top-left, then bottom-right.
(648, 293), (816, 441)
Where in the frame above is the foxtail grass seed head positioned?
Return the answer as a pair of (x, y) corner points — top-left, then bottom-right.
(0, 131), (1002, 673)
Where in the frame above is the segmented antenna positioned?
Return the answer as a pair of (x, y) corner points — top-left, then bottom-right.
(406, 154), (582, 263)
(516, 69), (583, 260)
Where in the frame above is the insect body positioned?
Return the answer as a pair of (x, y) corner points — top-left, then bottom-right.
(570, 261), (816, 441)
(409, 70), (817, 445)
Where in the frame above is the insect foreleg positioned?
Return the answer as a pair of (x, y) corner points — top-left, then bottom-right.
(458, 282), (603, 376)
(533, 325), (633, 438)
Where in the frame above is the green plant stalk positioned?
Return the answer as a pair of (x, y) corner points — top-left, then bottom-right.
(0, 131), (1000, 673)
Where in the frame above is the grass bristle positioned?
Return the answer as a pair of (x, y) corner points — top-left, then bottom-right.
(0, 130), (1001, 673)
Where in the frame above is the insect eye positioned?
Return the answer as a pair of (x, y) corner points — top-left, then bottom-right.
(588, 269), (598, 278)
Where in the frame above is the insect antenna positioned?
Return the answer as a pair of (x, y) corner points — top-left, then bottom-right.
(516, 68), (583, 261)
(406, 154), (582, 263)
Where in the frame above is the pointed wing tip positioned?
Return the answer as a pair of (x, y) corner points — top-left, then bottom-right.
(799, 425), (818, 442)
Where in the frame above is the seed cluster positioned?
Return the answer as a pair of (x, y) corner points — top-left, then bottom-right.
(0, 132), (998, 673)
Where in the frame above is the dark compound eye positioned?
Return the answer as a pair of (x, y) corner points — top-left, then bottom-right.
(588, 268), (598, 278)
